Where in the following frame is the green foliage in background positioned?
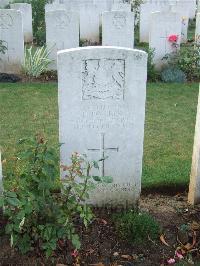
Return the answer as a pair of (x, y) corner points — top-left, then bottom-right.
(142, 47), (160, 81)
(161, 67), (187, 83)
(163, 44), (200, 81)
(22, 46), (53, 78)
(0, 137), (112, 257)
(11, 0), (52, 45)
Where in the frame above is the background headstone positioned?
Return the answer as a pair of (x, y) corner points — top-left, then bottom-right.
(139, 0), (170, 43)
(181, 16), (189, 43)
(112, 2), (131, 12)
(171, 1), (189, 43)
(195, 12), (200, 45)
(149, 10), (182, 69)
(102, 11), (134, 48)
(0, 0), (9, 8)
(45, 3), (66, 12)
(188, 0), (196, 19)
(79, 0), (100, 43)
(10, 3), (33, 43)
(198, 0), (200, 12)
(0, 9), (24, 74)
(45, 10), (79, 70)
(188, 86), (200, 205)
(58, 46), (147, 208)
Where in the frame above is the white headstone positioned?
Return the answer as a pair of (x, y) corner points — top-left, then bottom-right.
(139, 0), (170, 43)
(198, 0), (200, 12)
(195, 13), (200, 45)
(188, 86), (200, 205)
(45, 3), (66, 12)
(149, 10), (182, 69)
(45, 10), (79, 70)
(171, 1), (189, 43)
(102, 11), (134, 48)
(112, 2), (131, 12)
(58, 46), (147, 208)
(0, 0), (8, 8)
(0, 9), (24, 74)
(79, 1), (100, 43)
(10, 3), (33, 43)
(188, 0), (196, 19)
(181, 16), (189, 43)
(52, 0), (103, 43)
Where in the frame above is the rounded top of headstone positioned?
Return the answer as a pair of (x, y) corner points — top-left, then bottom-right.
(57, 46), (147, 58)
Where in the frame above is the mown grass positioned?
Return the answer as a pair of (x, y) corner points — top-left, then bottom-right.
(0, 82), (199, 190)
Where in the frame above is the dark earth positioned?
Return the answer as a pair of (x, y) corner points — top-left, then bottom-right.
(0, 193), (200, 266)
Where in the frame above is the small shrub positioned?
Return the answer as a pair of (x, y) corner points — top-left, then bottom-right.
(113, 210), (161, 244)
(163, 44), (200, 81)
(161, 67), (186, 83)
(143, 47), (160, 81)
(22, 46), (53, 78)
(0, 136), (112, 257)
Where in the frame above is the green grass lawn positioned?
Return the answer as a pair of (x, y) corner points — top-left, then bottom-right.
(0, 82), (199, 191)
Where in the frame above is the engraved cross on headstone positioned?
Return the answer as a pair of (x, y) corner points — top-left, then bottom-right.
(88, 133), (119, 177)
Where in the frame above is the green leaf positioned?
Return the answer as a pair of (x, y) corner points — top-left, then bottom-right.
(71, 234), (81, 249)
(0, 197), (4, 207)
(7, 197), (20, 207)
(6, 191), (17, 198)
(93, 161), (99, 169)
(102, 176), (113, 183)
(92, 176), (101, 182)
(99, 156), (108, 161)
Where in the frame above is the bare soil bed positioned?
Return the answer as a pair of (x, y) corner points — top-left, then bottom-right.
(0, 193), (200, 266)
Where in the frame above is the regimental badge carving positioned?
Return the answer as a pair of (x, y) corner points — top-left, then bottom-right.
(112, 14), (126, 29)
(82, 59), (125, 100)
(55, 13), (70, 28)
(0, 14), (13, 29)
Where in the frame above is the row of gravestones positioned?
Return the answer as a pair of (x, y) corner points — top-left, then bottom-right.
(46, 4), (200, 70)
(46, 9), (135, 70)
(1, 0), (200, 73)
(0, 45), (200, 207)
(46, 0), (132, 43)
(139, 0), (197, 43)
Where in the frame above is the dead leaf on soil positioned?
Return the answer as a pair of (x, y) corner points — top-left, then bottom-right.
(160, 234), (170, 247)
(121, 254), (132, 260)
(89, 263), (105, 266)
(95, 218), (108, 225)
(191, 221), (200, 231)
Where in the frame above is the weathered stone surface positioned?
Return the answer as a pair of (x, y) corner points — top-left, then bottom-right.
(140, 0), (170, 43)
(58, 46), (147, 207)
(45, 10), (79, 70)
(0, 9), (24, 74)
(188, 86), (200, 205)
(195, 13), (200, 45)
(10, 3), (33, 43)
(0, 0), (8, 8)
(102, 11), (134, 48)
(112, 2), (131, 12)
(149, 10), (182, 70)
